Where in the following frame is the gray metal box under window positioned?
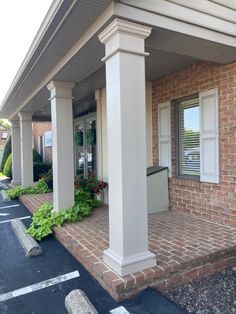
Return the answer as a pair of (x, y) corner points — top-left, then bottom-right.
(147, 166), (169, 214)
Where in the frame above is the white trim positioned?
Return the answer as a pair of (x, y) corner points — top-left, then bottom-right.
(95, 90), (103, 180)
(0, 270), (80, 302)
(146, 82), (153, 167)
(0, 216), (31, 224)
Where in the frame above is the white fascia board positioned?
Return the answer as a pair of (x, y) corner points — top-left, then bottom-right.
(0, 0), (64, 110)
(117, 1), (236, 46)
(8, 3), (115, 120)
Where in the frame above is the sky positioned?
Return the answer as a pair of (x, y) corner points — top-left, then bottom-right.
(0, 1), (53, 104)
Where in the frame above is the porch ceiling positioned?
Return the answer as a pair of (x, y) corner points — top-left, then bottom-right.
(27, 45), (198, 121)
(2, 0), (236, 121)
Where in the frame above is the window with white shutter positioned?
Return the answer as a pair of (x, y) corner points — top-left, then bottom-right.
(178, 98), (200, 178)
(174, 89), (219, 183)
(199, 88), (219, 183)
(158, 101), (172, 176)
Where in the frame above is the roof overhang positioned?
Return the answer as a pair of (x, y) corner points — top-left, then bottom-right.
(1, 0), (236, 120)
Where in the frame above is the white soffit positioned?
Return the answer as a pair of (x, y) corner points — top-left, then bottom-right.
(210, 0), (236, 10)
(168, 0), (236, 23)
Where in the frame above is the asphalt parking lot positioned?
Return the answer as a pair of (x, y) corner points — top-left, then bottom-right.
(0, 180), (186, 314)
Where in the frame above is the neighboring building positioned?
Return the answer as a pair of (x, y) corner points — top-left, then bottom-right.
(0, 0), (236, 277)
(33, 122), (52, 164)
(0, 126), (11, 165)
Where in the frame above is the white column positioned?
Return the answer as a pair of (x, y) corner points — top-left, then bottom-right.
(10, 120), (21, 184)
(47, 81), (75, 212)
(99, 19), (156, 276)
(18, 112), (33, 187)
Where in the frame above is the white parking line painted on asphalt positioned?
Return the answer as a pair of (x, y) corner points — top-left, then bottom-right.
(0, 184), (8, 189)
(110, 306), (130, 314)
(0, 213), (9, 216)
(0, 216), (31, 224)
(0, 204), (20, 209)
(0, 270), (80, 302)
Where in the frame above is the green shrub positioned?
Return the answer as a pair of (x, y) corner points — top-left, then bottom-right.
(33, 162), (51, 181)
(33, 149), (43, 163)
(40, 169), (53, 189)
(27, 190), (102, 241)
(6, 179), (51, 199)
(3, 153), (12, 179)
(1, 136), (11, 171)
(2, 146), (51, 182)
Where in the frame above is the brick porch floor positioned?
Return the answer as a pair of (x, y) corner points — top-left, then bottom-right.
(20, 193), (236, 301)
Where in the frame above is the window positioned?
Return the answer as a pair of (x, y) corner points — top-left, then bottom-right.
(178, 98), (200, 178)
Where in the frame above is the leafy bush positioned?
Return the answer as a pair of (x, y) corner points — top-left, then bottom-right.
(33, 149), (43, 163)
(1, 136), (11, 171)
(40, 169), (53, 189)
(3, 153), (12, 179)
(2, 147), (49, 181)
(6, 179), (51, 199)
(27, 190), (102, 241)
(33, 162), (51, 181)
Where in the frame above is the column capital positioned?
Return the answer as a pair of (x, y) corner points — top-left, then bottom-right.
(98, 19), (152, 62)
(18, 112), (32, 122)
(47, 81), (75, 101)
(98, 18), (152, 44)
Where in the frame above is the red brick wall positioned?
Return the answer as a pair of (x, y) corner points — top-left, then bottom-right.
(32, 123), (52, 163)
(152, 61), (236, 227)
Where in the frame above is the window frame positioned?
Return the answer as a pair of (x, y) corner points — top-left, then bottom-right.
(175, 94), (200, 181)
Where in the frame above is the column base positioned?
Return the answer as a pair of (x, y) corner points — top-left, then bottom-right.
(103, 248), (156, 276)
(11, 180), (21, 187)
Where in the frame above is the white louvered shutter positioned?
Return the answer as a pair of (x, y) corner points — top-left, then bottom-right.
(200, 88), (219, 183)
(158, 101), (172, 177)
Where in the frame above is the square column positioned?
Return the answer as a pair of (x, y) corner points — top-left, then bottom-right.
(99, 19), (156, 276)
(47, 81), (75, 212)
(10, 120), (21, 184)
(18, 112), (33, 187)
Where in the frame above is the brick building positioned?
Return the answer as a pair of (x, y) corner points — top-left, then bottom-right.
(1, 0), (236, 281)
(32, 122), (52, 164)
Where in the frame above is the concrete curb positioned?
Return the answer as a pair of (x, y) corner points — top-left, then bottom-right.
(1, 190), (11, 202)
(65, 289), (98, 314)
(11, 219), (42, 257)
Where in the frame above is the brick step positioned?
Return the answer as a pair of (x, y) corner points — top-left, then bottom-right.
(54, 226), (236, 301)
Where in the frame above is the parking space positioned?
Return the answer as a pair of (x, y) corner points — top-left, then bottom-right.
(0, 183), (186, 314)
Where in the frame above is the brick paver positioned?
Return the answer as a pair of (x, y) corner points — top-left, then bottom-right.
(20, 193), (236, 301)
